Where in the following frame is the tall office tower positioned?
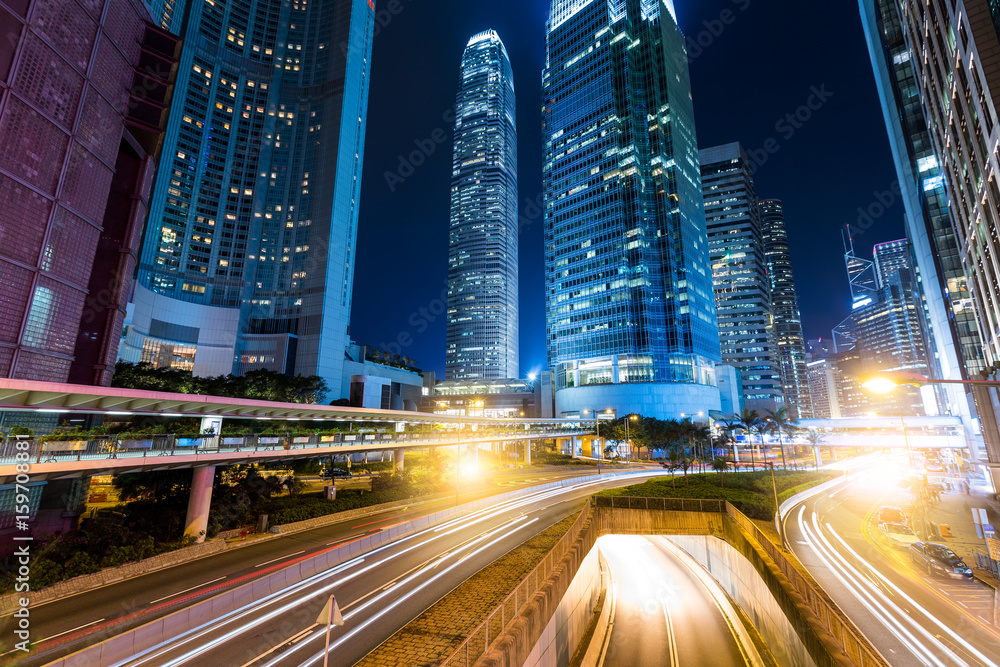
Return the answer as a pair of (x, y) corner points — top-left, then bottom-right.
(445, 30), (518, 381)
(873, 238), (914, 287)
(542, 0), (722, 420)
(122, 0), (375, 396)
(896, 0), (1000, 366)
(854, 241), (932, 415)
(858, 0), (991, 456)
(832, 233), (880, 352)
(0, 0), (178, 386)
(760, 200), (812, 419)
(700, 144), (783, 412)
(806, 359), (840, 419)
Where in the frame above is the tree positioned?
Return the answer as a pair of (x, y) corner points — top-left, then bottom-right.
(764, 407), (797, 470)
(712, 456), (730, 486)
(736, 409), (763, 470)
(803, 429), (826, 470)
(716, 419), (739, 470)
(113, 469), (193, 502)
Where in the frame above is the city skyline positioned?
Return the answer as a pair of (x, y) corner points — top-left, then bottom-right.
(350, 0), (906, 379)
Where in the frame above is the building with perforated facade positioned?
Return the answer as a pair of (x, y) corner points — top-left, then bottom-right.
(700, 143), (783, 412)
(0, 0), (178, 386)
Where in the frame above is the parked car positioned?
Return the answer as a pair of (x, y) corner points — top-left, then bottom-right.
(878, 506), (907, 524)
(321, 468), (351, 479)
(879, 522), (919, 548)
(924, 458), (944, 472)
(908, 542), (973, 579)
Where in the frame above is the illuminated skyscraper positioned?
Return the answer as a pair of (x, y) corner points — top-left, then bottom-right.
(700, 143), (783, 412)
(122, 0), (375, 393)
(760, 199), (812, 419)
(445, 30), (519, 381)
(542, 0), (721, 419)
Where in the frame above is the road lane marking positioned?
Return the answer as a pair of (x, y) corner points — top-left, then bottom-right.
(240, 625), (318, 667)
(255, 551), (305, 568)
(33, 618), (106, 644)
(149, 578), (227, 605)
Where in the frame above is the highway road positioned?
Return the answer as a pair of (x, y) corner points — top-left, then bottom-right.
(785, 457), (1000, 667)
(600, 535), (750, 667)
(4, 466), (662, 666)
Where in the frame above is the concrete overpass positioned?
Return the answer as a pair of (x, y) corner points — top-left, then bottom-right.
(0, 378), (595, 543)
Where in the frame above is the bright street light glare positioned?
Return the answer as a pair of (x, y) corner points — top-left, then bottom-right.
(861, 377), (898, 394)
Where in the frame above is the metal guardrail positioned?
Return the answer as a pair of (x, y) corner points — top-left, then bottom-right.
(725, 502), (887, 667)
(440, 500), (593, 667)
(975, 551), (1000, 580)
(0, 429), (585, 466)
(592, 496), (725, 512)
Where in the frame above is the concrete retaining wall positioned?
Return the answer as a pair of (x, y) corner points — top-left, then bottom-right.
(521, 542), (601, 667)
(668, 534), (813, 667)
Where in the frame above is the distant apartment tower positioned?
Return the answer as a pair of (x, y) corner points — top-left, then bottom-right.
(760, 199), (812, 419)
(542, 0), (722, 419)
(700, 143), (783, 412)
(121, 0), (375, 395)
(445, 30), (519, 381)
(806, 359), (840, 419)
(0, 0), (178, 385)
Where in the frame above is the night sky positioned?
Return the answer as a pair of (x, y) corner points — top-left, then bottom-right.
(349, 0), (905, 378)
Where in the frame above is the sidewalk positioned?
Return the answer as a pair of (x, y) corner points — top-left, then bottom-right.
(915, 473), (1000, 585)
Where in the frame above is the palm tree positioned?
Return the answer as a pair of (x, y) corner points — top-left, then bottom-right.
(717, 419), (740, 471)
(684, 420), (711, 473)
(736, 409), (762, 470)
(803, 429), (826, 470)
(764, 407), (797, 470)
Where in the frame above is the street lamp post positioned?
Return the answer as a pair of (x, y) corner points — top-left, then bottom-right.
(623, 414), (638, 465)
(896, 412), (930, 541)
(769, 462), (786, 547)
(861, 370), (1000, 485)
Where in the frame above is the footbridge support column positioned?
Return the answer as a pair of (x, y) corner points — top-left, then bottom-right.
(184, 465), (216, 544)
(394, 449), (404, 473)
(524, 440), (531, 466)
(813, 445), (823, 470)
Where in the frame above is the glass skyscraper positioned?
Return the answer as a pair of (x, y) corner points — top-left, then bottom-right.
(760, 199), (812, 419)
(700, 143), (783, 413)
(858, 0), (986, 448)
(121, 0), (375, 394)
(542, 0), (721, 419)
(445, 30), (519, 381)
